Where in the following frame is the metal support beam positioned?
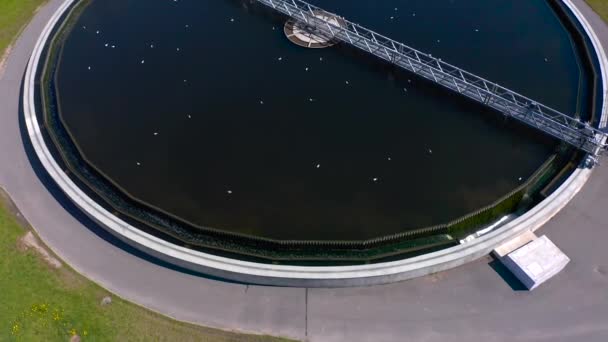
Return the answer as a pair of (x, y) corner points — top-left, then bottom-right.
(256, 0), (607, 158)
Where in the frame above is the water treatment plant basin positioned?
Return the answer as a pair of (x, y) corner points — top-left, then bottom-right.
(34, 0), (598, 263)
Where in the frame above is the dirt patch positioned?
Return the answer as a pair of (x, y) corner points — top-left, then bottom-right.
(19, 231), (63, 269)
(2, 187), (86, 289)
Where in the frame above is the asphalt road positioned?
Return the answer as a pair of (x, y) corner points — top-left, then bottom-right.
(1, 0), (607, 341)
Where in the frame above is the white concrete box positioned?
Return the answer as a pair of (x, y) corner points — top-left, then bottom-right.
(501, 235), (570, 290)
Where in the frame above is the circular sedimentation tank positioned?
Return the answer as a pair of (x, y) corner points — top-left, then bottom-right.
(32, 0), (600, 265)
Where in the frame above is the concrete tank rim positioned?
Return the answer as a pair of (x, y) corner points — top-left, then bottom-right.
(22, 0), (608, 287)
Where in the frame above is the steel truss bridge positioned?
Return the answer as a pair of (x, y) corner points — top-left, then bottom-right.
(256, 0), (608, 160)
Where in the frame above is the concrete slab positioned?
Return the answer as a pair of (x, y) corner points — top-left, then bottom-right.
(493, 230), (537, 258)
(500, 235), (570, 290)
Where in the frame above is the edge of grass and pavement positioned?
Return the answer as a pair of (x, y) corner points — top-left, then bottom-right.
(0, 187), (294, 342)
(0, 0), (47, 74)
(0, 1), (294, 341)
(586, 0), (608, 22)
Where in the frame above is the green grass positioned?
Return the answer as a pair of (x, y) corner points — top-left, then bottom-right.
(0, 191), (293, 341)
(0, 0), (47, 56)
(587, 0), (608, 23)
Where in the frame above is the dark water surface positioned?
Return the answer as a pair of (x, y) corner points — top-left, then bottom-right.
(56, 0), (584, 240)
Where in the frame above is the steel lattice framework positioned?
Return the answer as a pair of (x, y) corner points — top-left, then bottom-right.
(257, 0), (607, 158)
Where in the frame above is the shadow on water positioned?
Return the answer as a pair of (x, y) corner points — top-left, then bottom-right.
(488, 255), (528, 292)
(17, 76), (251, 286)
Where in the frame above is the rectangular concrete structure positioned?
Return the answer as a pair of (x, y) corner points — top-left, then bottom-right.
(500, 235), (570, 290)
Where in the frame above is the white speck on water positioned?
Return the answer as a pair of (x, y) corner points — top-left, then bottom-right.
(82, 26), (86, 30)
(227, 190), (233, 194)
(316, 164), (321, 169)
(518, 177), (523, 181)
(305, 67), (309, 71)
(278, 57), (283, 61)
(544, 57), (549, 62)
(390, 16), (394, 20)
(153, 132), (159, 136)
(372, 177), (379, 182)
(187, 114), (192, 119)
(319, 57), (323, 61)
(176, 48), (180, 51)
(309, 98), (315, 102)
(345, 80), (350, 85)
(111, 45), (116, 48)
(403, 88), (407, 92)
(387, 157), (392, 161)
(136, 162), (141, 166)
(230, 18), (234, 22)
(96, 30), (100, 34)
(185, 24), (189, 28)
(104, 43), (108, 47)
(87, 66), (91, 70)
(428, 148), (433, 154)
(412, 13), (416, 16)
(408, 79), (412, 83)
(272, 26), (276, 30)
(260, 100), (264, 105)
(150, 44), (154, 48)
(395, 8), (398, 11)
(475, 28), (479, 32)
(141, 60), (145, 64)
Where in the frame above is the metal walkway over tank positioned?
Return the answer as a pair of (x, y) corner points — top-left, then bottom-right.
(256, 0), (608, 159)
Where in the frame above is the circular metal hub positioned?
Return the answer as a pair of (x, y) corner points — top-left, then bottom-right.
(284, 11), (343, 48)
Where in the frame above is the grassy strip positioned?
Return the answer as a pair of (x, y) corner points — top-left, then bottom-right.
(0, 0), (47, 55)
(0, 190), (293, 341)
(586, 0), (608, 22)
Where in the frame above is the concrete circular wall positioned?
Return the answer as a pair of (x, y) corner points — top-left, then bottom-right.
(23, 0), (608, 287)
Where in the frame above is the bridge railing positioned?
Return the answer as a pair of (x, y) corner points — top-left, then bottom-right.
(258, 0), (607, 157)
